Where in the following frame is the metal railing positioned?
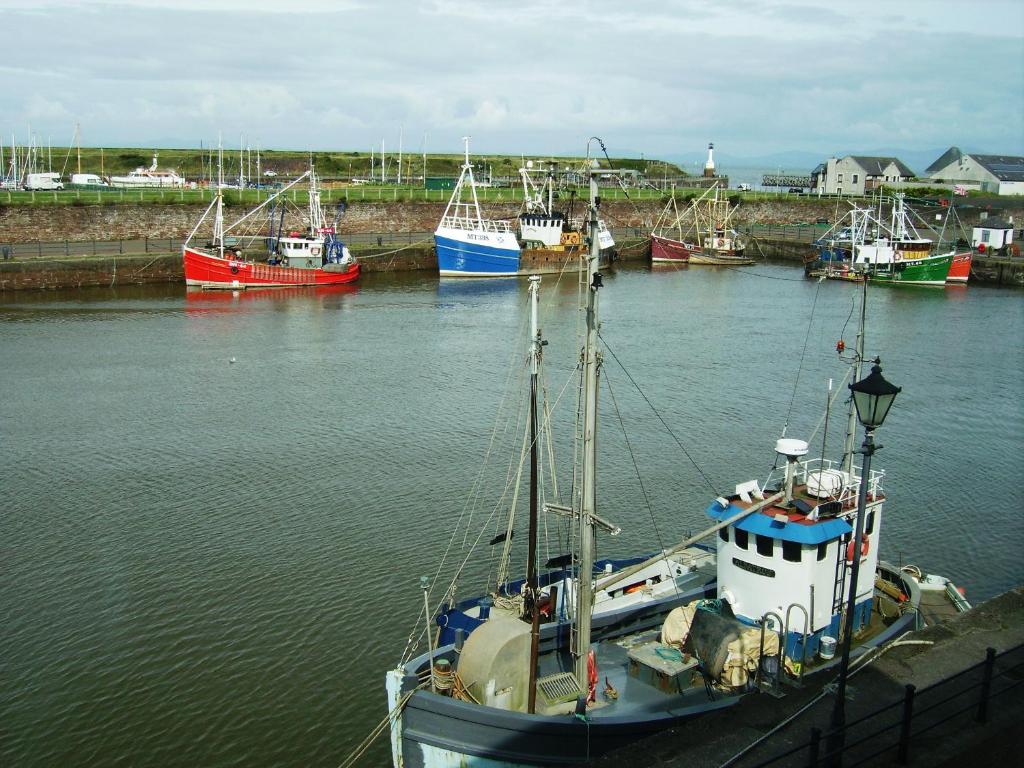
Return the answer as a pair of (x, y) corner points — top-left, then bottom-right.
(741, 643), (1024, 768)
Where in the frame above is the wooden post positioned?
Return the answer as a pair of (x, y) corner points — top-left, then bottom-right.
(896, 684), (916, 764)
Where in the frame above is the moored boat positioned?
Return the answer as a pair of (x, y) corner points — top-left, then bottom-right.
(384, 175), (968, 768)
(110, 153), (186, 188)
(945, 251), (972, 283)
(435, 138), (521, 277)
(648, 185), (703, 264)
(182, 166), (359, 289)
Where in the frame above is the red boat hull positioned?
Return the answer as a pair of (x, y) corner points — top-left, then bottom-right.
(946, 251), (972, 283)
(650, 234), (698, 263)
(183, 246), (360, 288)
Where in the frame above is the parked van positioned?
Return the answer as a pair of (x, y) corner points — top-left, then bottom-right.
(70, 173), (109, 188)
(736, 183), (751, 191)
(25, 172), (64, 191)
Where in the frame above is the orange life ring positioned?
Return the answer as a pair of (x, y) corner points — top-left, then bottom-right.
(846, 535), (870, 562)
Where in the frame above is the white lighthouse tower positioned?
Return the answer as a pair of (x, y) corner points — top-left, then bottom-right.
(703, 142), (716, 178)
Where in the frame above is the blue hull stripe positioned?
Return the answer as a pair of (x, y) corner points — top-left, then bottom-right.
(435, 234), (520, 276)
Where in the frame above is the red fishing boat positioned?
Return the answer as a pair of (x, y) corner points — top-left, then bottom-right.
(945, 251), (972, 283)
(649, 185), (703, 264)
(182, 167), (359, 289)
(650, 232), (698, 263)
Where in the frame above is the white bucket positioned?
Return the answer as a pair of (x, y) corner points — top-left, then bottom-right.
(819, 636), (837, 660)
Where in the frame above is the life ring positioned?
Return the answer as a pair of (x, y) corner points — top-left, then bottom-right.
(716, 238), (725, 248)
(846, 535), (870, 562)
(894, 253), (902, 262)
(230, 265), (239, 275)
(310, 246), (322, 257)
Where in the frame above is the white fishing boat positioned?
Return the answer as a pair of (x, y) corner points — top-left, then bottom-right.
(384, 175), (969, 766)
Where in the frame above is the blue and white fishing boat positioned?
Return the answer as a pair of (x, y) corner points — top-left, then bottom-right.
(386, 179), (969, 766)
(434, 138), (521, 277)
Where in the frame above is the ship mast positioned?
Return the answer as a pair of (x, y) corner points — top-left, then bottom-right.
(842, 240), (867, 475)
(525, 275), (543, 713)
(574, 171), (603, 693)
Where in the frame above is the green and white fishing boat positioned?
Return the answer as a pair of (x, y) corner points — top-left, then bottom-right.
(852, 195), (952, 287)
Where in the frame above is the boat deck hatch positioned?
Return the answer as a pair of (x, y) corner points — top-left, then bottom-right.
(628, 641), (700, 694)
(536, 672), (582, 707)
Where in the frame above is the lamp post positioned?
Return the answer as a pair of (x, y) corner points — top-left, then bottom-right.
(828, 359), (901, 766)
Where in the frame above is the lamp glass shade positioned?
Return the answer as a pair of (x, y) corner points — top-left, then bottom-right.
(850, 364), (901, 429)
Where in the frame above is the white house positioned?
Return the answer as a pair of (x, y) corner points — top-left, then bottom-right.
(925, 148), (1024, 196)
(971, 218), (1015, 251)
(810, 156), (915, 196)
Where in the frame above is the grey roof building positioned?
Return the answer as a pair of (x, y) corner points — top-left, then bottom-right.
(925, 147), (1024, 195)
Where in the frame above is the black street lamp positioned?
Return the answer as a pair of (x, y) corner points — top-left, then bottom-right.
(828, 359), (901, 766)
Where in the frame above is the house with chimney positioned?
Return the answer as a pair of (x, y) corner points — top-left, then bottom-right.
(810, 156), (915, 196)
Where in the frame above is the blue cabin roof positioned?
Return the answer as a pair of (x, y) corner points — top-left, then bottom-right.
(706, 499), (852, 545)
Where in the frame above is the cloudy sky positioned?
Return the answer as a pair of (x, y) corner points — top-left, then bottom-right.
(2, 0), (1022, 163)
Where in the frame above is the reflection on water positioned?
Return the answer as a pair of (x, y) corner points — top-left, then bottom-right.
(1, 265), (1021, 767)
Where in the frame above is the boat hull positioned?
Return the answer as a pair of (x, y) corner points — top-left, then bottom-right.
(182, 246), (359, 288)
(435, 231), (522, 277)
(946, 251), (972, 283)
(868, 253), (952, 286)
(649, 234), (697, 263)
(689, 251), (755, 266)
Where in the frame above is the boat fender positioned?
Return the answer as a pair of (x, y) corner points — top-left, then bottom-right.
(846, 535), (870, 562)
(836, 339), (845, 353)
(230, 265), (239, 275)
(587, 650), (598, 703)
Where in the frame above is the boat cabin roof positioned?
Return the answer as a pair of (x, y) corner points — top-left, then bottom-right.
(705, 479), (882, 544)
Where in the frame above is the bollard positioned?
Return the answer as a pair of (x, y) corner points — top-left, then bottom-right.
(976, 647), (996, 723)
(897, 684), (916, 764)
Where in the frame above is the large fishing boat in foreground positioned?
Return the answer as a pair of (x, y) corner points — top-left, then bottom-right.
(183, 167), (359, 289)
(385, 175), (968, 767)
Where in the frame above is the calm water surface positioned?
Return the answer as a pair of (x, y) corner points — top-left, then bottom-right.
(2, 265), (1022, 767)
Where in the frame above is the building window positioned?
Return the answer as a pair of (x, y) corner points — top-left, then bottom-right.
(817, 541), (828, 561)
(756, 535), (774, 557)
(782, 540), (802, 562)
(735, 528), (749, 550)
(719, 527), (729, 543)
(853, 174), (859, 184)
(838, 173), (844, 183)
(982, 230), (990, 243)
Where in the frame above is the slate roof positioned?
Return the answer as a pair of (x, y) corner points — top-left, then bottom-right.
(970, 155), (1024, 182)
(926, 146), (963, 175)
(975, 218), (1013, 230)
(848, 156), (916, 177)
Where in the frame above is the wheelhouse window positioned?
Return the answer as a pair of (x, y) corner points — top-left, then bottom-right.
(782, 539), (802, 562)
(735, 528), (749, 550)
(866, 510), (875, 534)
(817, 541), (828, 561)
(756, 534), (774, 557)
(719, 527), (729, 543)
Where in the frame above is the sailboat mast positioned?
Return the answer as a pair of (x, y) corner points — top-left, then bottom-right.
(574, 172), (603, 692)
(526, 274), (542, 714)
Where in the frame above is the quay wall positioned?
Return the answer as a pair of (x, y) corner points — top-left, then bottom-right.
(5, 198), (1021, 244)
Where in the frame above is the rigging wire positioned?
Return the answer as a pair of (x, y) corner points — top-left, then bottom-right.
(780, 275), (824, 437)
(603, 369), (677, 596)
(598, 331), (720, 497)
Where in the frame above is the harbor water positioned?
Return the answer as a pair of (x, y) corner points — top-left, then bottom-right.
(2, 264), (1022, 767)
